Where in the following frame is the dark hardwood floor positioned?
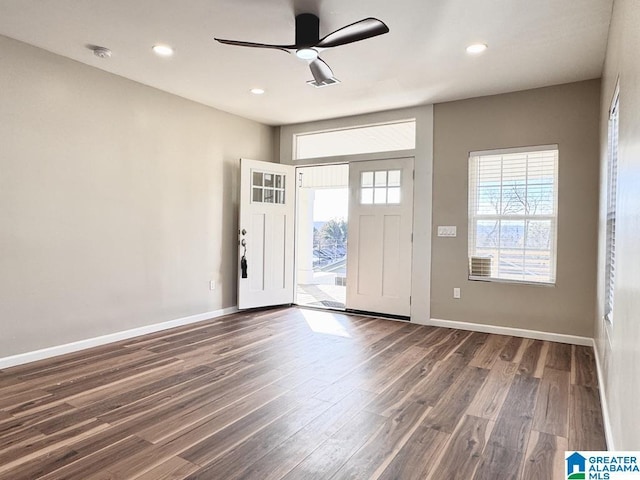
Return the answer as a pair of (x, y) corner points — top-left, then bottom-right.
(0, 307), (606, 479)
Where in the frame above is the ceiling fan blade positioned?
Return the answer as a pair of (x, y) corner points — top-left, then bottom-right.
(309, 58), (335, 84)
(214, 38), (294, 54)
(316, 18), (389, 48)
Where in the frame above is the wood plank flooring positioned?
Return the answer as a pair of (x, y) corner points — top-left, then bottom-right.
(0, 307), (606, 479)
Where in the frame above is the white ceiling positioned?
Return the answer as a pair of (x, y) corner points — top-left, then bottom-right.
(0, 0), (613, 126)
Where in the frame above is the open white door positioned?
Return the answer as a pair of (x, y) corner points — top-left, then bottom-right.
(346, 157), (414, 317)
(238, 158), (296, 309)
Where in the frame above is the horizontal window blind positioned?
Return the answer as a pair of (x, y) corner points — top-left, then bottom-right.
(605, 87), (620, 323)
(468, 146), (559, 284)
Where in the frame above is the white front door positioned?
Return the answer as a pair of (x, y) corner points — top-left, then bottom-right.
(238, 158), (295, 309)
(346, 158), (414, 317)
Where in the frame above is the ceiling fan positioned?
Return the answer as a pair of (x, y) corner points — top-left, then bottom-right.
(214, 13), (389, 87)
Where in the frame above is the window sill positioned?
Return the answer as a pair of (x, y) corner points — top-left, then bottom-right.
(468, 275), (555, 287)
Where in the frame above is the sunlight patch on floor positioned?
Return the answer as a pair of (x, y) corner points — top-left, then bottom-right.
(300, 309), (351, 338)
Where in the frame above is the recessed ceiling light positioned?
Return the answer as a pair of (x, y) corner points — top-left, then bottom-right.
(250, 88), (265, 95)
(466, 43), (488, 55)
(152, 45), (174, 57)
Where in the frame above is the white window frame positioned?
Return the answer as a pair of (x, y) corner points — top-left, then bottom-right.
(604, 82), (620, 324)
(468, 145), (559, 286)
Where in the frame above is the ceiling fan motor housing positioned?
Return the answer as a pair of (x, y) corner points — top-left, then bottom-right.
(295, 14), (320, 47)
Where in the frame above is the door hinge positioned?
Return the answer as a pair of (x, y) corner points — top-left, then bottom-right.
(412, 170), (415, 180)
(411, 233), (413, 242)
(409, 295), (412, 305)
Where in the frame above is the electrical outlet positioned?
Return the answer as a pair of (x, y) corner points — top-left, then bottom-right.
(209, 281), (216, 291)
(453, 287), (461, 299)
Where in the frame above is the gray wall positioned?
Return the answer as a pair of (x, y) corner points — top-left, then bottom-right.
(595, 0), (640, 450)
(0, 36), (274, 357)
(431, 80), (601, 337)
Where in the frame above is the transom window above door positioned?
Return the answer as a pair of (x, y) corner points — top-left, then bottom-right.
(360, 169), (401, 204)
(252, 171), (286, 204)
(294, 120), (416, 160)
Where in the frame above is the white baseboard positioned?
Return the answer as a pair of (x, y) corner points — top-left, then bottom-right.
(0, 306), (238, 370)
(424, 317), (592, 346)
(592, 339), (615, 450)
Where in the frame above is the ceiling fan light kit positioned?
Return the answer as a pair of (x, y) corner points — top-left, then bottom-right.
(214, 13), (389, 87)
(295, 48), (318, 60)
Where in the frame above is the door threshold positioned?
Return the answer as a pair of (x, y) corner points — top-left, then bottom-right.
(293, 305), (411, 323)
(345, 309), (410, 322)
(295, 304), (346, 314)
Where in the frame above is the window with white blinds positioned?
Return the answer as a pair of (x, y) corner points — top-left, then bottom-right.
(468, 146), (559, 284)
(604, 85), (620, 324)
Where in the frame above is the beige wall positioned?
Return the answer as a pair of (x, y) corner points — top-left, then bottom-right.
(0, 35), (274, 357)
(432, 80), (601, 337)
(595, 0), (640, 450)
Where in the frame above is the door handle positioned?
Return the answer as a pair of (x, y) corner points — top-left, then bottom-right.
(240, 256), (248, 278)
(240, 237), (248, 279)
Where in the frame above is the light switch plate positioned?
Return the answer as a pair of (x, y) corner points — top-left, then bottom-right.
(437, 226), (457, 237)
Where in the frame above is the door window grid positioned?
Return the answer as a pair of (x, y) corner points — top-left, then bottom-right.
(360, 170), (401, 205)
(252, 171), (286, 204)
